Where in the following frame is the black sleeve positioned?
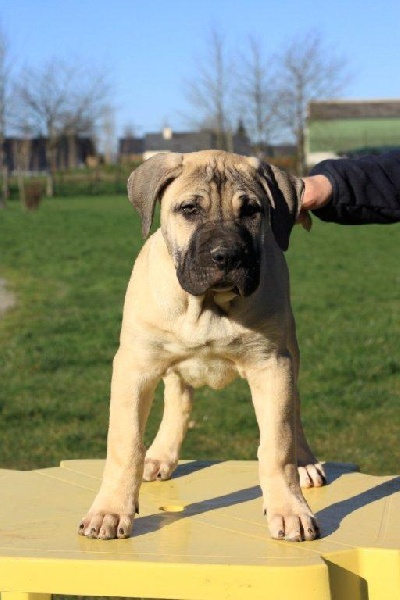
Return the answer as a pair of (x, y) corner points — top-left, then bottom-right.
(309, 151), (400, 224)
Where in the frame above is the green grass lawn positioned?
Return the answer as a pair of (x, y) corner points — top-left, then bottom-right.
(0, 196), (399, 474)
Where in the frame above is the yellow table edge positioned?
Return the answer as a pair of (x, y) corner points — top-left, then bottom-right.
(0, 556), (331, 600)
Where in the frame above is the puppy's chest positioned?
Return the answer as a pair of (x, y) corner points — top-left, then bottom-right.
(169, 350), (240, 389)
(168, 343), (241, 389)
(163, 313), (244, 389)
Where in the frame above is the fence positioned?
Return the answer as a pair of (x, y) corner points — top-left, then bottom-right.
(6, 163), (141, 201)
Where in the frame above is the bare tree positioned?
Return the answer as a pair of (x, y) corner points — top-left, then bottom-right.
(0, 25), (13, 208)
(15, 58), (110, 195)
(14, 122), (34, 208)
(184, 28), (233, 149)
(61, 67), (109, 168)
(274, 32), (350, 175)
(123, 124), (139, 139)
(100, 104), (116, 165)
(16, 60), (73, 196)
(237, 37), (279, 156)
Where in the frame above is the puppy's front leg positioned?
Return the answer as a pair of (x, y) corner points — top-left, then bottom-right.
(247, 354), (320, 542)
(79, 347), (159, 540)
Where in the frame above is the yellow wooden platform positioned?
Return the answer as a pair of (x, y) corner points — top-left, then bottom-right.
(0, 460), (399, 600)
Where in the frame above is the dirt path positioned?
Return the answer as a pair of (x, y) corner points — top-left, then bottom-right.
(0, 278), (15, 316)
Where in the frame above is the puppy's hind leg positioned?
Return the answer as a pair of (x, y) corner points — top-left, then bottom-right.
(295, 388), (326, 488)
(288, 323), (326, 488)
(144, 371), (193, 481)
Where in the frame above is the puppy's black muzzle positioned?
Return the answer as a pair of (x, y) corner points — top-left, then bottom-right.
(210, 244), (242, 272)
(176, 222), (261, 297)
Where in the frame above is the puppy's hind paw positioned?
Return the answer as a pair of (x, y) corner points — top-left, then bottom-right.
(143, 457), (177, 481)
(298, 463), (326, 488)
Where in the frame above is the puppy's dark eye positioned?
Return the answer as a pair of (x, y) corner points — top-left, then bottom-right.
(179, 202), (199, 217)
(240, 200), (262, 218)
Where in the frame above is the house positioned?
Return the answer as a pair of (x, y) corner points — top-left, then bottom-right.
(306, 99), (400, 167)
(118, 137), (144, 163)
(3, 136), (95, 172)
(119, 126), (253, 162)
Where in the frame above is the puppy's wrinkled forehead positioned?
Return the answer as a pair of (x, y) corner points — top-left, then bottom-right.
(178, 152), (261, 197)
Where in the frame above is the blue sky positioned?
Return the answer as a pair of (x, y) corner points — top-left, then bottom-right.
(1, 0), (400, 138)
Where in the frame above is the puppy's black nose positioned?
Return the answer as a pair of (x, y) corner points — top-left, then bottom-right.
(210, 246), (240, 271)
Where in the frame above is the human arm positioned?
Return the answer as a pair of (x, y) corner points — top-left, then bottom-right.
(302, 151), (400, 224)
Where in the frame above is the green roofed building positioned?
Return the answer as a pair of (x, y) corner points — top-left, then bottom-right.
(306, 99), (400, 167)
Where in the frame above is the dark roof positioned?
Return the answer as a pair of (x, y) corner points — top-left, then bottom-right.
(261, 144), (296, 157)
(144, 130), (252, 156)
(232, 133), (253, 156)
(119, 137), (144, 154)
(145, 131), (215, 153)
(309, 100), (400, 120)
(118, 129), (253, 157)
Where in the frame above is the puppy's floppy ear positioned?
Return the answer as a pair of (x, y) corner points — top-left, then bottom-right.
(254, 160), (304, 251)
(127, 152), (183, 238)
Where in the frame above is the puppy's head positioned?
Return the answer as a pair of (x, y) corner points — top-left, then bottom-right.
(128, 150), (303, 296)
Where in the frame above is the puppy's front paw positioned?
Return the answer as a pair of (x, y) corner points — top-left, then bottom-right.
(143, 456), (177, 481)
(78, 511), (135, 540)
(265, 502), (320, 542)
(298, 462), (326, 488)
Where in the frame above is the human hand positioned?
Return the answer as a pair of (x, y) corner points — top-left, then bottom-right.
(297, 175), (333, 231)
(302, 175), (333, 211)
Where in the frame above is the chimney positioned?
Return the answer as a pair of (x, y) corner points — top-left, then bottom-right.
(163, 127), (172, 140)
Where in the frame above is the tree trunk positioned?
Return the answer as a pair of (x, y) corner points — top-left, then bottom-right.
(17, 169), (26, 209)
(0, 167), (7, 208)
(296, 127), (306, 177)
(68, 133), (77, 169)
(0, 139), (7, 208)
(45, 138), (56, 197)
(46, 171), (54, 197)
(16, 142), (26, 209)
